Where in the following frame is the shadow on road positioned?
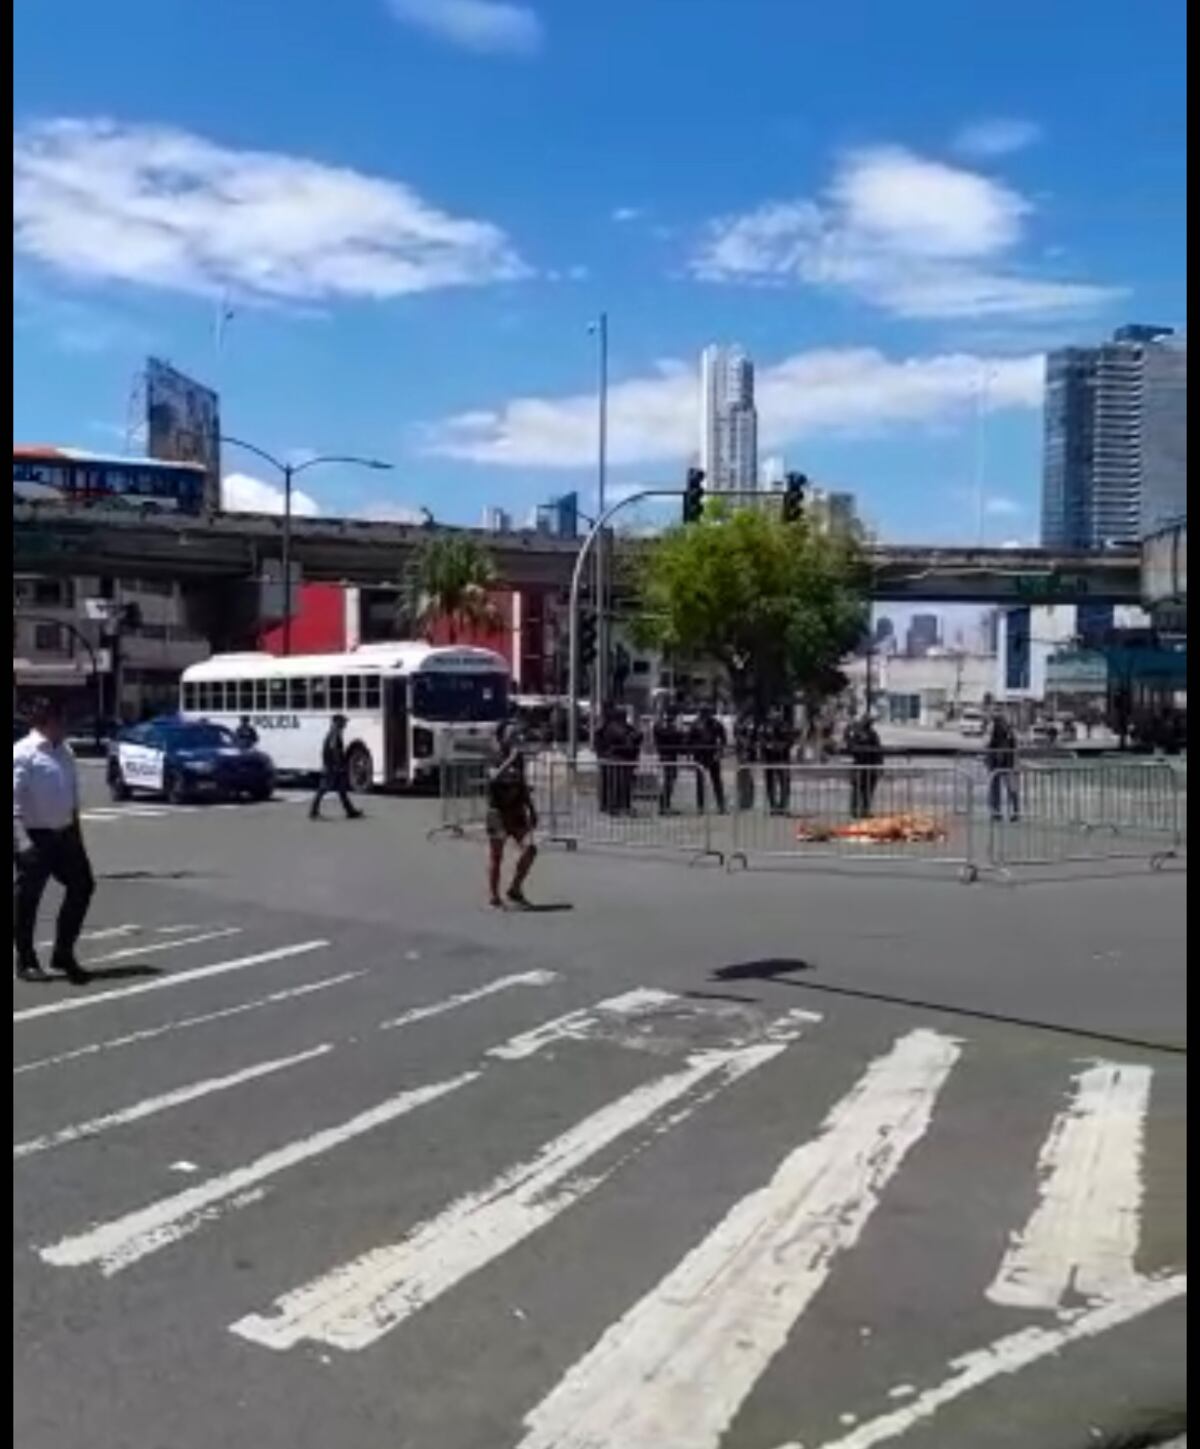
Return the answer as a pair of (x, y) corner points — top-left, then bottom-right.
(711, 957), (1186, 1056)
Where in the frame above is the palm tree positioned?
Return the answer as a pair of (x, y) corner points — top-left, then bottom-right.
(408, 535), (499, 644)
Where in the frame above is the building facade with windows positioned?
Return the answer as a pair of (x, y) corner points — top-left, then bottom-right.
(1041, 325), (1187, 550)
(699, 345), (758, 494)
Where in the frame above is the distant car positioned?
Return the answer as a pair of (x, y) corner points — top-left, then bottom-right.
(959, 710), (987, 738)
(107, 717), (275, 804)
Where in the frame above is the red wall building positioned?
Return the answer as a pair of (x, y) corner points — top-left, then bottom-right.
(257, 582), (562, 694)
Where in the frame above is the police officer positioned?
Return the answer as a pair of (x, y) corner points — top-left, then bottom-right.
(653, 705), (684, 814)
(733, 710), (759, 811)
(762, 705), (797, 814)
(234, 715), (259, 750)
(846, 714), (883, 818)
(595, 706), (626, 815)
(614, 707), (641, 813)
(309, 714), (364, 820)
(688, 704), (728, 814)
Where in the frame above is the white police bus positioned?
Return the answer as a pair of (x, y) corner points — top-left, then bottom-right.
(180, 643), (509, 790)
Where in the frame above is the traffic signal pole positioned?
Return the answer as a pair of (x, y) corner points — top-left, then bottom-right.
(565, 484), (769, 761)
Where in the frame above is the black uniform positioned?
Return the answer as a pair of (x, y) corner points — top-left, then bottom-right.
(613, 715), (640, 812)
(688, 713), (728, 814)
(761, 713), (796, 813)
(653, 713), (685, 812)
(310, 723), (362, 820)
(846, 718), (883, 818)
(234, 720), (259, 750)
(595, 714), (627, 815)
(985, 717), (1019, 821)
(734, 715), (759, 811)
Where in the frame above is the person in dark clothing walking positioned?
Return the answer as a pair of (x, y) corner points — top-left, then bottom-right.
(688, 705), (728, 813)
(13, 697), (93, 984)
(762, 706), (797, 814)
(985, 712), (1020, 821)
(846, 715), (883, 818)
(613, 708), (641, 813)
(234, 716), (259, 750)
(309, 715), (364, 820)
(734, 711), (759, 811)
(486, 743), (538, 908)
(653, 706), (685, 813)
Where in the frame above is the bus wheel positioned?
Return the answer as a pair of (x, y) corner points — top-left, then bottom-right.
(346, 745), (374, 794)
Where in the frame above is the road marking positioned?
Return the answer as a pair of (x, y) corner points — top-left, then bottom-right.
(14, 1044), (333, 1159)
(14, 972), (364, 1077)
(82, 928), (241, 966)
(231, 1009), (817, 1351)
(378, 970), (558, 1032)
(987, 1061), (1151, 1311)
(795, 1274), (1187, 1449)
(487, 988), (678, 1061)
(13, 940), (330, 1023)
(517, 1028), (961, 1449)
(37, 924), (140, 949)
(37, 987), (702, 1276)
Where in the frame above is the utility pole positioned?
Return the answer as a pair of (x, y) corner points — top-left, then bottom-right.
(591, 313), (609, 736)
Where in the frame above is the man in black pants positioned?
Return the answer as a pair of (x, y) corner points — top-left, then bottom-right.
(653, 705), (684, 814)
(310, 714), (364, 820)
(13, 697), (93, 984)
(688, 705), (728, 814)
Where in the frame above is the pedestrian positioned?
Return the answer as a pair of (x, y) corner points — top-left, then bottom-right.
(846, 714), (883, 819)
(486, 743), (538, 909)
(13, 696), (94, 984)
(762, 705), (796, 814)
(734, 710), (759, 811)
(688, 704), (728, 814)
(653, 705), (684, 814)
(985, 711), (1020, 822)
(309, 714), (364, 820)
(234, 715), (259, 750)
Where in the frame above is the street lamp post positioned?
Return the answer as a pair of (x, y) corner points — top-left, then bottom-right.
(588, 314), (609, 740)
(221, 438), (391, 655)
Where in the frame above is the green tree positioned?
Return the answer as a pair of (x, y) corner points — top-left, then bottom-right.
(405, 534), (499, 643)
(631, 507), (868, 714)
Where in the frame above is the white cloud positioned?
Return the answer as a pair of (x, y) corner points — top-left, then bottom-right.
(386, 0), (542, 54)
(355, 500), (428, 524)
(222, 472), (321, 517)
(611, 206), (643, 223)
(423, 347), (1044, 467)
(692, 146), (1118, 319)
(13, 118), (530, 304)
(954, 118), (1043, 158)
(984, 494), (1025, 517)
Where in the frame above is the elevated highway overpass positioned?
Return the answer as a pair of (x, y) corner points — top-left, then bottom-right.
(13, 505), (1143, 605)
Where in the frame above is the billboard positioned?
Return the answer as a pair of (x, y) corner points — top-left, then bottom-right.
(145, 357), (221, 509)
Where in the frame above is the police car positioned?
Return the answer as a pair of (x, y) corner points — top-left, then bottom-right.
(107, 717), (275, 805)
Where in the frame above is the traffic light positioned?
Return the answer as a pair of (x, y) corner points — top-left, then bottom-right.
(782, 471), (807, 524)
(682, 467), (706, 525)
(579, 610), (598, 668)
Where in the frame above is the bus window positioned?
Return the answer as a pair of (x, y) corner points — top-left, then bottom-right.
(182, 682), (197, 711)
(365, 676), (382, 710)
(289, 677), (309, 711)
(311, 677), (329, 712)
(269, 677), (287, 711)
(254, 679), (268, 711)
(238, 680), (254, 712)
(198, 682), (212, 711)
(346, 676), (363, 710)
(329, 677), (345, 710)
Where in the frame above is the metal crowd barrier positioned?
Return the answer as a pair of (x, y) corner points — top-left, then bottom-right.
(534, 757), (723, 864)
(986, 760), (1183, 873)
(431, 754), (1183, 880)
(727, 763), (980, 880)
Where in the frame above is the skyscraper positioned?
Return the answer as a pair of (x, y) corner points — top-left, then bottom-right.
(1041, 325), (1187, 550)
(699, 345), (758, 494)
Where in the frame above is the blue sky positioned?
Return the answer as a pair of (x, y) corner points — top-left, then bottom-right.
(13, 0), (1185, 539)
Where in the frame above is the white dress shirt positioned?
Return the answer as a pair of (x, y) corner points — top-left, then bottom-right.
(13, 730), (81, 845)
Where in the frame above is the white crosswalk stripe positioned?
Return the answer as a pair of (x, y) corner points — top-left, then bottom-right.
(14, 962), (1180, 1443)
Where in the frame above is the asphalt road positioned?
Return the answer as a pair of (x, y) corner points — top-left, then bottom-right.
(13, 763), (1187, 1449)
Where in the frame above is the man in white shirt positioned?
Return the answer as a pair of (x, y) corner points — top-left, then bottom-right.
(13, 697), (94, 984)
